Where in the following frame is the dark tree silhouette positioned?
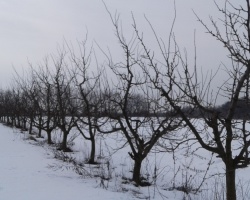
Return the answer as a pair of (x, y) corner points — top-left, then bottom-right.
(136, 1), (250, 199)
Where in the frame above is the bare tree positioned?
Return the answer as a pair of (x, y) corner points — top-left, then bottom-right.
(52, 50), (77, 151)
(135, 1), (250, 199)
(31, 60), (58, 144)
(100, 11), (183, 186)
(12, 70), (39, 133)
(68, 39), (104, 164)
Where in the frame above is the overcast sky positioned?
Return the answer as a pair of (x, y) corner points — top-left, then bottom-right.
(0, 0), (242, 104)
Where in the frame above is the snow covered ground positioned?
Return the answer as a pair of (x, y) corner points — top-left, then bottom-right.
(1, 122), (250, 200)
(0, 124), (135, 200)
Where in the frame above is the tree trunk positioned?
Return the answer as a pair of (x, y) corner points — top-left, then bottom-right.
(38, 116), (42, 137)
(226, 163), (236, 200)
(13, 117), (16, 126)
(23, 119), (27, 130)
(60, 131), (68, 152)
(17, 116), (21, 127)
(11, 117), (14, 126)
(29, 119), (33, 134)
(133, 158), (143, 186)
(38, 128), (42, 138)
(88, 138), (96, 164)
(47, 130), (53, 144)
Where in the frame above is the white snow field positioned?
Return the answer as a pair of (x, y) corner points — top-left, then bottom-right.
(1, 121), (250, 200)
(0, 124), (134, 200)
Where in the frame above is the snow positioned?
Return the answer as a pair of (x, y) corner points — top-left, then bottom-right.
(1, 122), (250, 200)
(0, 125), (132, 200)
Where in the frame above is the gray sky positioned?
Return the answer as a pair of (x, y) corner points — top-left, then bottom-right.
(0, 0), (241, 104)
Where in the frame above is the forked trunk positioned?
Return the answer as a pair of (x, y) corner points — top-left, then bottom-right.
(88, 138), (96, 164)
(133, 158), (142, 186)
(38, 128), (42, 138)
(226, 163), (236, 200)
